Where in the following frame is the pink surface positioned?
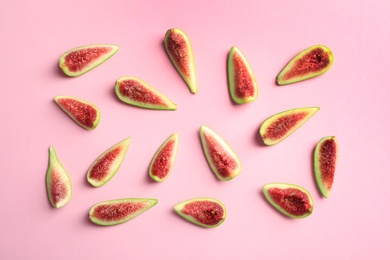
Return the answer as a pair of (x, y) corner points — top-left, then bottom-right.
(1, 0), (390, 259)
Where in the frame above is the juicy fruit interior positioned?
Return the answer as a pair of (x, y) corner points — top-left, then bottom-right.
(63, 46), (112, 73)
(89, 146), (122, 182)
(267, 187), (312, 217)
(150, 138), (176, 180)
(180, 200), (225, 226)
(56, 97), (98, 128)
(91, 201), (146, 222)
(316, 137), (337, 195)
(263, 111), (309, 141)
(49, 170), (70, 206)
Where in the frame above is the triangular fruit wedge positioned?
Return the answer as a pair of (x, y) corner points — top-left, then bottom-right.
(314, 136), (338, 198)
(54, 96), (100, 130)
(149, 133), (179, 182)
(115, 77), (177, 110)
(259, 107), (319, 145)
(200, 125), (241, 181)
(59, 44), (118, 77)
(86, 138), (130, 187)
(262, 183), (313, 219)
(164, 28), (197, 94)
(227, 46), (258, 104)
(276, 45), (333, 85)
(89, 198), (158, 226)
(46, 146), (72, 208)
(174, 198), (226, 228)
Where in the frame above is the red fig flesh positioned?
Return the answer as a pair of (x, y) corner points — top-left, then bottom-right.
(59, 44), (118, 77)
(164, 28), (197, 94)
(314, 136), (338, 198)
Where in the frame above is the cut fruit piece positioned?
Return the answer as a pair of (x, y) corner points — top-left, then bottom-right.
(86, 138), (130, 187)
(174, 198), (226, 228)
(259, 107), (319, 145)
(54, 96), (100, 130)
(46, 146), (72, 208)
(164, 28), (197, 94)
(59, 44), (118, 77)
(89, 198), (158, 226)
(277, 45), (333, 85)
(314, 136), (338, 198)
(149, 133), (179, 182)
(115, 77), (177, 110)
(227, 46), (258, 104)
(200, 125), (241, 181)
(263, 183), (313, 218)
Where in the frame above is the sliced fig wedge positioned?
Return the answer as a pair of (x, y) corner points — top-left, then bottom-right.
(115, 76), (177, 110)
(54, 96), (100, 130)
(259, 107), (319, 145)
(89, 198), (158, 226)
(46, 146), (72, 208)
(227, 46), (258, 104)
(87, 138), (130, 187)
(164, 28), (197, 94)
(200, 125), (241, 181)
(262, 183), (313, 218)
(149, 133), (179, 182)
(277, 45), (333, 85)
(314, 136), (338, 198)
(59, 44), (118, 77)
(174, 198), (226, 228)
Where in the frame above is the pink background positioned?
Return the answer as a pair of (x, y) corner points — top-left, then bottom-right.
(1, 0), (389, 259)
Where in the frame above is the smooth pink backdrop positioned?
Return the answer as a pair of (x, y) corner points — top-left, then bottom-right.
(1, 0), (389, 259)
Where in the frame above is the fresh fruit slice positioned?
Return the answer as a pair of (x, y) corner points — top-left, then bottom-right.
(149, 133), (179, 182)
(115, 76), (177, 110)
(174, 198), (226, 228)
(227, 46), (258, 104)
(262, 183), (313, 218)
(259, 107), (319, 145)
(46, 146), (72, 208)
(277, 45), (333, 85)
(200, 125), (241, 181)
(89, 198), (158, 226)
(314, 136), (338, 198)
(164, 28), (197, 94)
(59, 44), (118, 77)
(87, 138), (130, 187)
(54, 96), (100, 130)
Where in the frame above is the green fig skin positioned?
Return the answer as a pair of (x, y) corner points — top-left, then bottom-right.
(276, 45), (333, 85)
(46, 146), (72, 208)
(59, 44), (118, 77)
(89, 198), (158, 226)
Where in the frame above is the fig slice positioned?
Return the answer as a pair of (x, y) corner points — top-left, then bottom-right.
(115, 76), (177, 110)
(87, 138), (130, 187)
(200, 125), (242, 181)
(262, 183), (313, 218)
(59, 44), (118, 77)
(314, 136), (338, 198)
(174, 198), (226, 228)
(259, 107), (319, 146)
(46, 146), (72, 208)
(89, 198), (158, 226)
(276, 45), (333, 85)
(149, 133), (179, 182)
(164, 28), (197, 94)
(54, 96), (100, 130)
(227, 46), (258, 104)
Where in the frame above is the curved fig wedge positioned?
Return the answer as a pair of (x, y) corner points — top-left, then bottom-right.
(263, 183), (313, 218)
(200, 125), (241, 181)
(87, 138), (130, 187)
(89, 198), (158, 226)
(149, 133), (179, 182)
(227, 46), (258, 104)
(46, 146), (72, 208)
(314, 136), (338, 198)
(115, 77), (177, 110)
(277, 45), (333, 85)
(54, 96), (100, 130)
(164, 28), (197, 94)
(259, 107), (319, 145)
(174, 198), (226, 228)
(59, 44), (118, 77)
